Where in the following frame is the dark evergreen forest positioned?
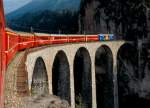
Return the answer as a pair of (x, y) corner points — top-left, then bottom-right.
(7, 10), (79, 34)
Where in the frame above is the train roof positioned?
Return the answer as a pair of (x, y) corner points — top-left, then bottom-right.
(15, 31), (34, 36)
(5, 28), (14, 32)
(34, 32), (51, 36)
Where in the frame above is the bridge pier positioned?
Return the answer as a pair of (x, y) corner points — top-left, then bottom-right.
(91, 55), (97, 108)
(70, 61), (75, 108)
(113, 54), (119, 108)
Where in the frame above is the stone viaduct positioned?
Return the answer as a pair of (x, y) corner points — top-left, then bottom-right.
(6, 40), (139, 108)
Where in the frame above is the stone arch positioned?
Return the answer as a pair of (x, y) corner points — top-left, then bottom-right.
(74, 47), (92, 108)
(95, 45), (114, 108)
(31, 57), (49, 95)
(117, 43), (139, 108)
(52, 50), (71, 103)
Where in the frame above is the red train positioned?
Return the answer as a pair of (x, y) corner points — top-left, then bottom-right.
(0, 0), (114, 107)
(5, 28), (114, 65)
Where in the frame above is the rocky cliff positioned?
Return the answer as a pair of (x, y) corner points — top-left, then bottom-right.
(79, 0), (149, 40)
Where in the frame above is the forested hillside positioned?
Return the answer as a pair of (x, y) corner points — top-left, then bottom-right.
(7, 10), (79, 34)
(6, 0), (80, 34)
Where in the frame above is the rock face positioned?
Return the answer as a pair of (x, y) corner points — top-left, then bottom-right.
(79, 0), (148, 40)
(117, 42), (150, 108)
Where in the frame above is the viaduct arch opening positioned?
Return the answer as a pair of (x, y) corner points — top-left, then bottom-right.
(31, 57), (49, 95)
(52, 50), (71, 103)
(74, 47), (92, 108)
(95, 45), (114, 108)
(117, 43), (140, 108)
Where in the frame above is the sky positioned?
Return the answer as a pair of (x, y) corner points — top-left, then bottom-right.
(4, 0), (32, 14)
